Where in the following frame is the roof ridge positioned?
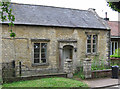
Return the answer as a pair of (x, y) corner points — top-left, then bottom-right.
(10, 2), (89, 12)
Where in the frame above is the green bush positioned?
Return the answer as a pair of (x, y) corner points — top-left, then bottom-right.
(73, 61), (85, 80)
(91, 58), (110, 71)
(110, 48), (120, 58)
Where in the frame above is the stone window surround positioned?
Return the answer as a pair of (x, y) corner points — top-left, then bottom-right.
(31, 39), (50, 66)
(85, 32), (99, 55)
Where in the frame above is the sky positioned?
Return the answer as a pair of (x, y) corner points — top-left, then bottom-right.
(11, 0), (119, 21)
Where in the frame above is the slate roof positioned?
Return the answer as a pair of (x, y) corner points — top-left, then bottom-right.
(2, 3), (109, 30)
(107, 21), (120, 37)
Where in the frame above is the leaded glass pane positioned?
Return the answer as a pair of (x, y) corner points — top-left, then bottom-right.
(87, 35), (91, 40)
(93, 35), (97, 43)
(34, 54), (39, 58)
(34, 43), (40, 63)
(87, 35), (91, 53)
(93, 48), (96, 53)
(93, 35), (97, 40)
(93, 44), (96, 49)
(87, 40), (91, 43)
(34, 59), (39, 63)
(87, 48), (91, 53)
(41, 59), (46, 63)
(41, 43), (47, 63)
(87, 45), (91, 48)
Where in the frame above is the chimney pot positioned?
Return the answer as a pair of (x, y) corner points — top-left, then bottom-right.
(104, 12), (109, 21)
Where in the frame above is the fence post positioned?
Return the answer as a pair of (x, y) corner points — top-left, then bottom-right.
(64, 59), (73, 78)
(12, 60), (16, 77)
(19, 62), (22, 76)
(83, 58), (92, 79)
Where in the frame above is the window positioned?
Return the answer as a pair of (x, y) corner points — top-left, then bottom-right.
(110, 41), (118, 55)
(34, 43), (47, 64)
(87, 34), (97, 54)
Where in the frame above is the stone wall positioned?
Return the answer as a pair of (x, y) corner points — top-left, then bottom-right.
(64, 59), (73, 78)
(83, 58), (91, 79)
(2, 61), (16, 83)
(1, 25), (110, 75)
(110, 58), (120, 66)
(92, 69), (112, 78)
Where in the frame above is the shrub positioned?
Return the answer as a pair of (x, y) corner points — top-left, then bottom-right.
(74, 66), (85, 80)
(110, 48), (120, 58)
(91, 57), (110, 71)
(74, 61), (85, 79)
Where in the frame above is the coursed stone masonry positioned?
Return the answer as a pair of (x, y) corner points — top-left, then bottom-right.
(1, 25), (110, 76)
(83, 58), (92, 79)
(64, 59), (73, 78)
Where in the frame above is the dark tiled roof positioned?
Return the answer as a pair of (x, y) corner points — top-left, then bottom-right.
(107, 21), (120, 37)
(3, 3), (108, 29)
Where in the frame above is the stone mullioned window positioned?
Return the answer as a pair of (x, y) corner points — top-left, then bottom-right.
(34, 43), (47, 64)
(87, 34), (97, 54)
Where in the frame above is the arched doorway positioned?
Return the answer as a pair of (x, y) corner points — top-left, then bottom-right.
(59, 45), (73, 71)
(58, 40), (77, 72)
(63, 45), (73, 60)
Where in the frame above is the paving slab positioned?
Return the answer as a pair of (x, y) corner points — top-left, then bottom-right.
(82, 77), (120, 88)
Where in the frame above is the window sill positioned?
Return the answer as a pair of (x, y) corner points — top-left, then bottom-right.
(86, 53), (99, 56)
(32, 63), (49, 66)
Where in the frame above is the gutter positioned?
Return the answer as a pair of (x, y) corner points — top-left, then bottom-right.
(111, 36), (120, 38)
(1, 22), (108, 30)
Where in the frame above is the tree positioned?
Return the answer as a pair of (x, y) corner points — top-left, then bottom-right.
(0, 1), (16, 37)
(107, 2), (120, 13)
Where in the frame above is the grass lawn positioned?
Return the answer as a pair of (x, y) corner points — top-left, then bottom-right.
(3, 77), (88, 87)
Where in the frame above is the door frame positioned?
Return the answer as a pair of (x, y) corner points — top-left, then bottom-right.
(58, 39), (77, 71)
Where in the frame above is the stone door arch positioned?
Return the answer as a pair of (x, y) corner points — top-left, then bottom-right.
(58, 40), (77, 72)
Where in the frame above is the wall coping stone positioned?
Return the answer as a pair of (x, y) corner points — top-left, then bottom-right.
(110, 58), (120, 60)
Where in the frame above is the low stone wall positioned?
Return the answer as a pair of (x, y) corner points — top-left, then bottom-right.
(20, 68), (59, 77)
(92, 69), (120, 78)
(110, 58), (120, 66)
(3, 73), (67, 83)
(92, 69), (111, 78)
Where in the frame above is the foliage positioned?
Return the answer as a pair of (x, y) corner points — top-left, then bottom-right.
(110, 48), (120, 58)
(107, 2), (120, 13)
(0, 1), (15, 37)
(91, 56), (110, 70)
(3, 77), (88, 87)
(74, 66), (85, 80)
(110, 63), (120, 66)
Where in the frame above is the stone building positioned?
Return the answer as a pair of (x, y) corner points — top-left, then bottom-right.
(107, 21), (120, 55)
(1, 3), (110, 76)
